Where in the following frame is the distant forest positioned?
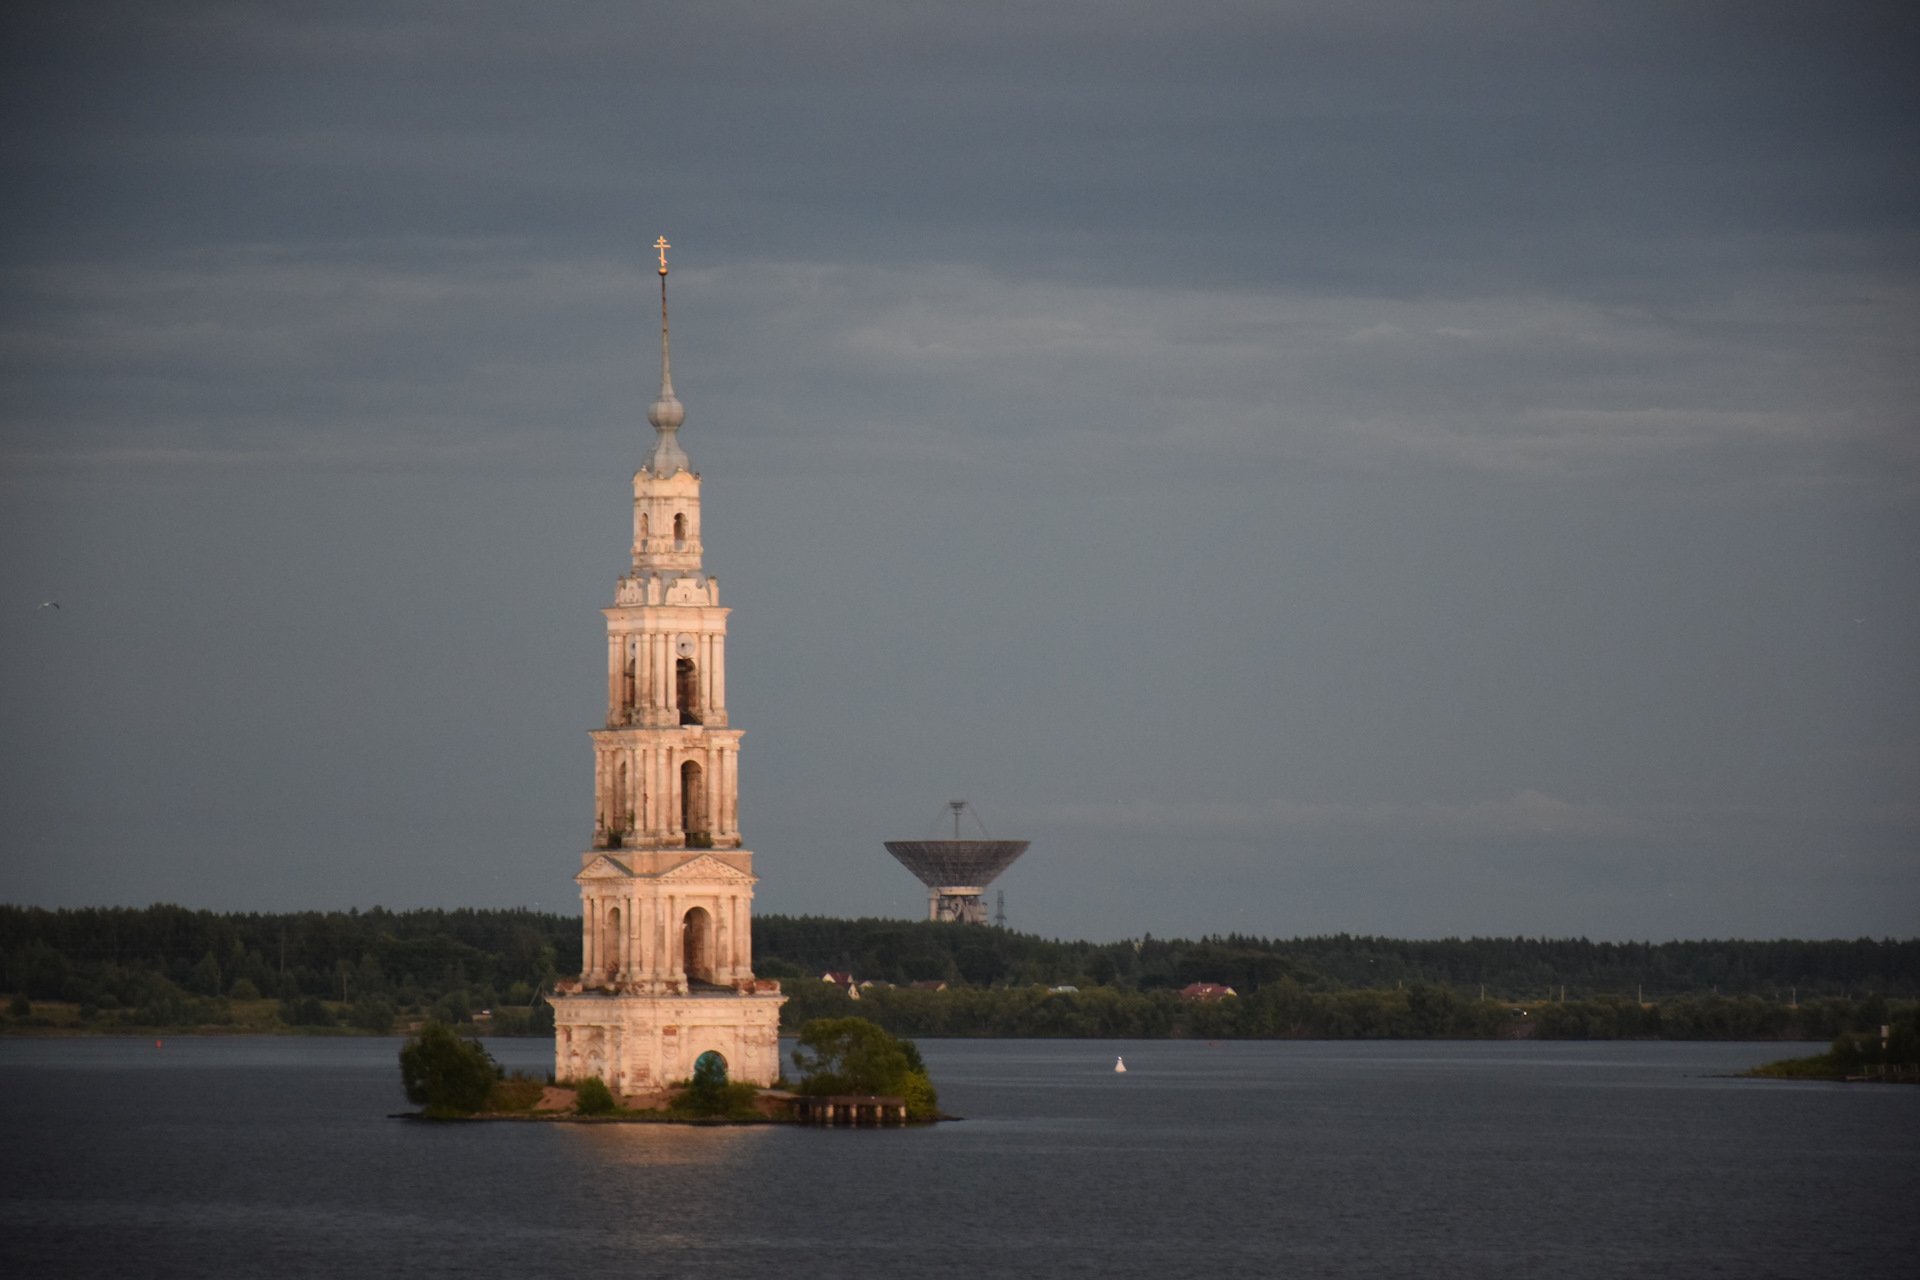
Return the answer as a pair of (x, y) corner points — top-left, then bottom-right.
(3, 904), (1914, 1040)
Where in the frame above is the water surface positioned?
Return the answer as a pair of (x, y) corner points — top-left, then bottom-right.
(1, 1037), (1911, 1278)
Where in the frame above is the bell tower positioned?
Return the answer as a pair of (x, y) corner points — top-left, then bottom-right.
(550, 238), (785, 1092)
(592, 234), (740, 858)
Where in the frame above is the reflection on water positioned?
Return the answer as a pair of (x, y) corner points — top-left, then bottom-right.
(1, 1037), (1914, 1280)
(567, 1118), (768, 1168)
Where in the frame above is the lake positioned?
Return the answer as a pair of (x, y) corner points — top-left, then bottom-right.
(1, 1037), (1913, 1278)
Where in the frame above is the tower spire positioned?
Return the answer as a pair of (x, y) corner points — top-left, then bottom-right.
(643, 234), (690, 476)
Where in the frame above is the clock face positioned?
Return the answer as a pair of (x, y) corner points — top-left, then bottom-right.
(674, 634), (697, 658)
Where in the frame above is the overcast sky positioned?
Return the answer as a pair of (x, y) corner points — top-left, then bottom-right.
(3, 1), (1915, 942)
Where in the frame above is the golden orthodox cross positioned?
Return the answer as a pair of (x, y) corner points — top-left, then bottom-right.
(655, 236), (670, 273)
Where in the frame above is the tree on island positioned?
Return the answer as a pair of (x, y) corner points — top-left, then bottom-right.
(399, 1021), (500, 1115)
(790, 1016), (939, 1119)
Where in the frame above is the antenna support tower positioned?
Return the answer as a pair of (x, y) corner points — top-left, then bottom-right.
(885, 800), (1029, 926)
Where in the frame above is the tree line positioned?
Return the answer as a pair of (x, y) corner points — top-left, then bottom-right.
(778, 975), (1913, 1042)
(751, 915), (1919, 1001)
(2, 904), (1914, 1037)
(0, 904), (571, 1034)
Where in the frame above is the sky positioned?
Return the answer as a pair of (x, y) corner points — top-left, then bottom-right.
(2, 1), (1916, 943)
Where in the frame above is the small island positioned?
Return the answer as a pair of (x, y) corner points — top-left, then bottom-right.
(1744, 1019), (1918, 1082)
(397, 1015), (946, 1124)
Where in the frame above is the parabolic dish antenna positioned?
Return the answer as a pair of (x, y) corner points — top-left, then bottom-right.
(884, 801), (1029, 925)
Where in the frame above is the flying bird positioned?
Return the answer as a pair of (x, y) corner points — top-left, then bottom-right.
(36, 601), (59, 610)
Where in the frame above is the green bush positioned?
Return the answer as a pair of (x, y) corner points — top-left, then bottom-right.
(574, 1076), (616, 1115)
(7, 993), (29, 1018)
(685, 1051), (729, 1111)
(228, 978), (261, 1001)
(681, 1081), (762, 1118)
(399, 1022), (501, 1114)
(791, 1016), (940, 1118)
(675, 1052), (762, 1117)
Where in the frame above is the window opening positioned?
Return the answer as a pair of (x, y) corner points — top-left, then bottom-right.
(677, 658), (701, 725)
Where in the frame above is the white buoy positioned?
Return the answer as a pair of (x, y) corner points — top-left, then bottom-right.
(1114, 1056), (1127, 1073)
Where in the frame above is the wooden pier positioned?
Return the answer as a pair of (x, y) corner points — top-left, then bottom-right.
(791, 1094), (910, 1125)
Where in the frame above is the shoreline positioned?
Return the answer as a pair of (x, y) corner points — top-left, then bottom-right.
(389, 1110), (957, 1125)
(0, 1024), (1835, 1044)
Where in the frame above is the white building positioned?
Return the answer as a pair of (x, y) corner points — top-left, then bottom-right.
(549, 241), (785, 1091)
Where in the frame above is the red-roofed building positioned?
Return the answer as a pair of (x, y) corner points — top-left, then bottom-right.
(1178, 983), (1237, 1001)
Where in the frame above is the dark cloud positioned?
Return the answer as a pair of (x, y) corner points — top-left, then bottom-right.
(2, 2), (1915, 939)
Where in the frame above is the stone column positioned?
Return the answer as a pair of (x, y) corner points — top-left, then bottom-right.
(625, 750), (639, 828)
(701, 634), (715, 715)
(606, 751), (620, 832)
(667, 894), (680, 981)
(583, 901), (599, 982)
(581, 898), (594, 978)
(726, 749), (740, 833)
(638, 895), (652, 981)
(607, 635), (620, 718)
(603, 753), (615, 831)
(655, 895), (668, 982)
(656, 746), (669, 837)
(667, 750), (681, 835)
(592, 752), (604, 831)
(636, 746), (650, 836)
(712, 634), (726, 714)
(624, 894), (636, 980)
(661, 633), (675, 719)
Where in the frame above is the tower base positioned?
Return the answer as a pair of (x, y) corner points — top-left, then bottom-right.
(929, 889), (988, 925)
(550, 985), (785, 1093)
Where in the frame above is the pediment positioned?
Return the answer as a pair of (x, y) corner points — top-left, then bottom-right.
(576, 854), (635, 882)
(657, 854), (757, 885)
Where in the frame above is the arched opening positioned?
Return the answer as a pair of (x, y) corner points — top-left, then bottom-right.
(607, 758), (628, 847)
(676, 657), (701, 725)
(673, 512), (687, 544)
(682, 906), (714, 984)
(680, 759), (707, 843)
(638, 512), (649, 540)
(604, 905), (622, 982)
(692, 1049), (727, 1086)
